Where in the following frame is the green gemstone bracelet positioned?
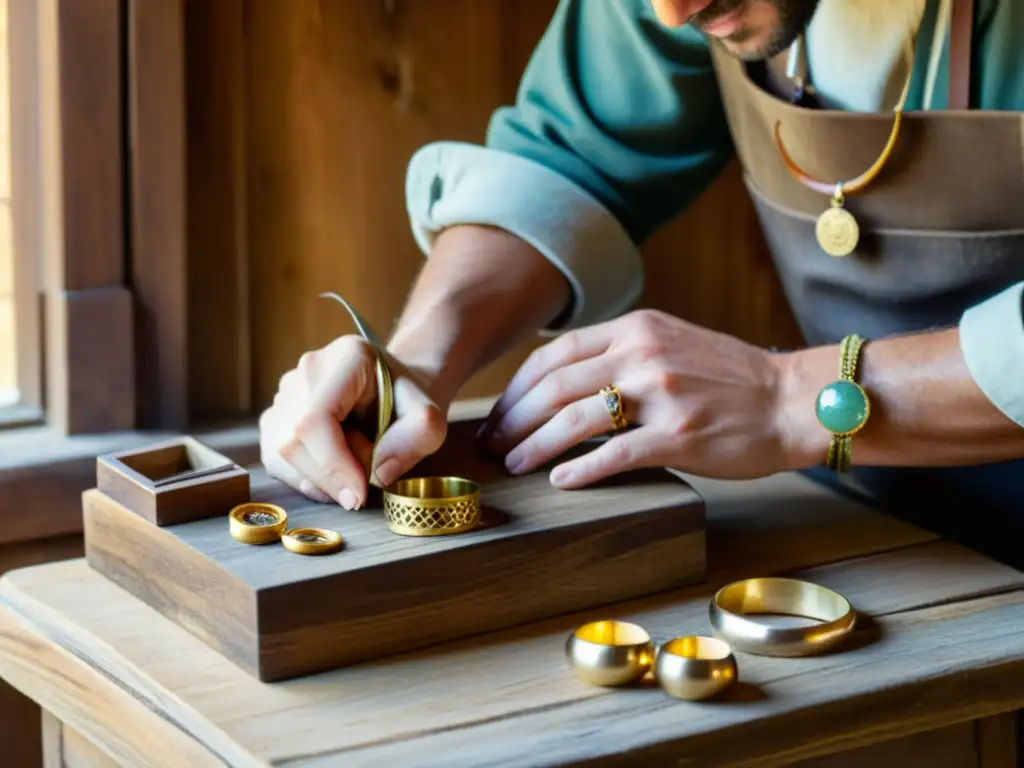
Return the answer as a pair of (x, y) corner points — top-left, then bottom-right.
(815, 334), (870, 473)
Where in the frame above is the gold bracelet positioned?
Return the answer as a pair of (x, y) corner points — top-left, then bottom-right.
(815, 334), (870, 472)
(229, 503), (288, 545)
(382, 477), (482, 537)
(709, 577), (856, 657)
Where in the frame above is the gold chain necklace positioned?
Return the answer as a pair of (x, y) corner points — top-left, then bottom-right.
(773, 45), (916, 257)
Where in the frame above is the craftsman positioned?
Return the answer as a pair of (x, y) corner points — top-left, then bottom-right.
(259, 0), (1024, 566)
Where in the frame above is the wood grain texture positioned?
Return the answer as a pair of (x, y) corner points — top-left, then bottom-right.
(0, 535), (84, 768)
(243, 0), (561, 411)
(11, 0), (134, 433)
(57, 287), (135, 433)
(127, 0), (189, 430)
(785, 721), (979, 768)
(46, 715), (121, 768)
(96, 437), (250, 526)
(977, 711), (1019, 768)
(184, 0), (252, 421)
(84, 420), (707, 681)
(2, 536), (1022, 767)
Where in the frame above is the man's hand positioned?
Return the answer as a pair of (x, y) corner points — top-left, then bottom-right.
(480, 309), (795, 487)
(259, 335), (447, 508)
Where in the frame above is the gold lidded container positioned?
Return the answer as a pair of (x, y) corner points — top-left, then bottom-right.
(653, 635), (737, 701)
(565, 620), (655, 687)
(281, 527), (345, 556)
(382, 477), (482, 537)
(229, 502), (288, 545)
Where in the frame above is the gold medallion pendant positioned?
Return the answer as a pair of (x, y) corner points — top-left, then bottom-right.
(815, 186), (859, 258)
(774, 37), (914, 259)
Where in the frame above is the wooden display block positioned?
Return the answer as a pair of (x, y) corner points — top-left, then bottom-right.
(83, 421), (706, 682)
(96, 437), (250, 526)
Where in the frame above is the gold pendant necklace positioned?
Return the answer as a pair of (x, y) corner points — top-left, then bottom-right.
(774, 44), (915, 258)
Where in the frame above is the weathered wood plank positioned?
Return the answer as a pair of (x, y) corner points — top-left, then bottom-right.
(977, 711), (1019, 768)
(83, 419), (707, 681)
(296, 591), (1024, 768)
(0, 538), (1020, 766)
(785, 722), (979, 768)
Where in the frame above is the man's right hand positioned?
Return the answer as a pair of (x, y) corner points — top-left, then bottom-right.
(258, 334), (447, 509)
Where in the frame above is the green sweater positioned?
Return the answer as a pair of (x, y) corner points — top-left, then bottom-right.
(404, 0), (1024, 427)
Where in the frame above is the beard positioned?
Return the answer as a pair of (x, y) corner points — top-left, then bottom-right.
(690, 0), (822, 60)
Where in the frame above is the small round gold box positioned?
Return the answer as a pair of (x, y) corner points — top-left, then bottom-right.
(229, 503), (288, 545)
(382, 477), (482, 537)
(281, 527), (344, 556)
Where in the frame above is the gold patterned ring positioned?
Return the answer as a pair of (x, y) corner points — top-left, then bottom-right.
(382, 477), (482, 537)
(599, 385), (629, 432)
(229, 502), (288, 545)
(709, 577), (856, 657)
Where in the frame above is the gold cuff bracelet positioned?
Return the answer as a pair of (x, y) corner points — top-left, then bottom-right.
(709, 577), (856, 657)
(229, 503), (288, 545)
(382, 476), (482, 537)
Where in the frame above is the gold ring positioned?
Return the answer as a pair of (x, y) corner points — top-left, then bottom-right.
(599, 385), (628, 431)
(229, 503), (288, 545)
(565, 620), (654, 687)
(281, 527), (344, 555)
(382, 477), (481, 537)
(709, 577), (856, 657)
(653, 635), (738, 701)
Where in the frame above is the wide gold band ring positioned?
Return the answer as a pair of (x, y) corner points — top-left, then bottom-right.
(599, 385), (629, 431)
(709, 577), (856, 657)
(382, 476), (482, 537)
(229, 503), (288, 545)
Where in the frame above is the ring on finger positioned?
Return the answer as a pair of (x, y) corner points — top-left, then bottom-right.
(599, 384), (629, 432)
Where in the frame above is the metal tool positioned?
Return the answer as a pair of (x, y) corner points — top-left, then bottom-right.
(319, 292), (396, 484)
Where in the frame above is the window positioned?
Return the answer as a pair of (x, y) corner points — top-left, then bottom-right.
(0, 0), (41, 429)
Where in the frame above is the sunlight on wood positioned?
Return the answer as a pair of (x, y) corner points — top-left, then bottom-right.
(0, 0), (15, 402)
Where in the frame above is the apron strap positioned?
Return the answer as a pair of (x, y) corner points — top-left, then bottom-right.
(948, 0), (974, 109)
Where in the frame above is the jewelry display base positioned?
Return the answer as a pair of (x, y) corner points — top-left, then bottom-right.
(82, 420), (707, 682)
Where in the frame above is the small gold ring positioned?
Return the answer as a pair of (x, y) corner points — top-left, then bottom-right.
(599, 385), (629, 431)
(281, 527), (344, 555)
(565, 620), (654, 687)
(653, 635), (738, 701)
(709, 577), (856, 657)
(229, 503), (288, 545)
(382, 477), (481, 537)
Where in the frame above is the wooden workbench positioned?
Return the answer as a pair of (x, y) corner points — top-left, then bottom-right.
(0, 469), (1021, 767)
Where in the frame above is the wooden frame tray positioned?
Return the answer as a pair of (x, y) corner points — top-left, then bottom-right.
(83, 421), (706, 682)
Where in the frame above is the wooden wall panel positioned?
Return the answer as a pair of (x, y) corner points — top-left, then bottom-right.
(244, 0), (557, 409)
(186, 0), (801, 417)
(185, 0), (251, 420)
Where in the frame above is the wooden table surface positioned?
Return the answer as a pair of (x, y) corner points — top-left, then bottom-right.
(0, 468), (1022, 767)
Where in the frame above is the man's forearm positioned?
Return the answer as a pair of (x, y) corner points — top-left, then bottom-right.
(777, 327), (1024, 469)
(386, 225), (571, 406)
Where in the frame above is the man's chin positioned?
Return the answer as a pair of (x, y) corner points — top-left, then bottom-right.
(715, 29), (799, 62)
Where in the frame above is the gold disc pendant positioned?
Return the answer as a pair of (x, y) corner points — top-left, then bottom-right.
(815, 184), (859, 258)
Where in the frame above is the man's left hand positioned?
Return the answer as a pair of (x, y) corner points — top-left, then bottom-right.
(481, 309), (804, 488)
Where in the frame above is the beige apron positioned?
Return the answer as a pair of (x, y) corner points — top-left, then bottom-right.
(708, 0), (1024, 566)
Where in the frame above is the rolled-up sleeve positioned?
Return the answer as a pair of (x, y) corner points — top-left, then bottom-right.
(404, 0), (734, 332)
(959, 282), (1024, 427)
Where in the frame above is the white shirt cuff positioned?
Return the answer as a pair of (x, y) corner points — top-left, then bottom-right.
(959, 282), (1024, 427)
(405, 141), (644, 333)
